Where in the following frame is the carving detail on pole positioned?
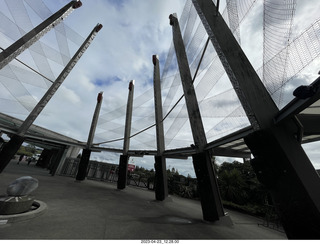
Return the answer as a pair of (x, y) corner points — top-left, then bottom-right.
(17, 23), (103, 137)
(0, 1), (82, 70)
(170, 12), (224, 221)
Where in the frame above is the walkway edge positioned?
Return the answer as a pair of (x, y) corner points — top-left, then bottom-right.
(0, 200), (47, 224)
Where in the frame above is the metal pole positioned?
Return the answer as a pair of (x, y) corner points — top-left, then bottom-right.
(117, 80), (135, 189)
(153, 55), (168, 200)
(169, 13), (224, 221)
(0, 0), (82, 70)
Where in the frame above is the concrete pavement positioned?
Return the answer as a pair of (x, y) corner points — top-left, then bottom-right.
(0, 159), (286, 240)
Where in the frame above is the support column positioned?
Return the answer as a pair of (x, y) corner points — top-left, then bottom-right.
(75, 148), (91, 180)
(191, 0), (279, 130)
(169, 14), (224, 221)
(153, 55), (168, 201)
(50, 147), (66, 176)
(192, 0), (320, 238)
(55, 146), (71, 175)
(0, 134), (24, 172)
(76, 92), (103, 181)
(117, 80), (135, 190)
(117, 154), (129, 189)
(36, 149), (53, 168)
(0, 24), (103, 174)
(245, 127), (320, 239)
(154, 156), (167, 200)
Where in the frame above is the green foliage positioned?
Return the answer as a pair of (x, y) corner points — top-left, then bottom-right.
(25, 144), (36, 154)
(218, 168), (248, 205)
(132, 160), (271, 219)
(17, 144), (42, 157)
(133, 166), (155, 179)
(217, 160), (270, 215)
(222, 200), (269, 217)
(17, 145), (33, 157)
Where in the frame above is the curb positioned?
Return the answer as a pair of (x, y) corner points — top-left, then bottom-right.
(0, 200), (47, 224)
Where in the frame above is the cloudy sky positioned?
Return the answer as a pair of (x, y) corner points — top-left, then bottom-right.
(1, 0), (320, 177)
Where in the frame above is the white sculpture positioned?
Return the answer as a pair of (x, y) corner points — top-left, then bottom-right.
(6, 176), (38, 196)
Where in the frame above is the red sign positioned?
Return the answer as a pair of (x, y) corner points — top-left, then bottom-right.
(127, 164), (135, 172)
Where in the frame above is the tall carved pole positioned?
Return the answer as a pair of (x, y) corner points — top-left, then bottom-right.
(0, 0), (82, 70)
(76, 91), (103, 181)
(192, 0), (320, 238)
(0, 24), (103, 173)
(170, 13), (224, 221)
(117, 80), (135, 189)
(153, 55), (168, 200)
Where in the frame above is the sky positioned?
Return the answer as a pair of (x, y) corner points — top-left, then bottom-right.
(0, 0), (320, 177)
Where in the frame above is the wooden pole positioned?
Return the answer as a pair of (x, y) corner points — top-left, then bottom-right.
(170, 13), (224, 221)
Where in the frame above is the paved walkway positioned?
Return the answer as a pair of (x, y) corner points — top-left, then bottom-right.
(0, 160), (287, 240)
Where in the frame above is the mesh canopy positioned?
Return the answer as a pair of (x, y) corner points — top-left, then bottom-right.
(0, 0), (84, 116)
(1, 0), (320, 155)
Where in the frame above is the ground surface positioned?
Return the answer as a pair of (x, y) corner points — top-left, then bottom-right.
(0, 160), (286, 240)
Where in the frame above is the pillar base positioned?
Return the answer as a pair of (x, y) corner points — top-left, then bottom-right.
(244, 129), (320, 239)
(75, 149), (91, 181)
(36, 149), (53, 168)
(117, 155), (129, 189)
(192, 151), (224, 221)
(154, 155), (168, 201)
(0, 134), (25, 173)
(50, 148), (65, 176)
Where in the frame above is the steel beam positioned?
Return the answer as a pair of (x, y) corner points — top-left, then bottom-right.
(297, 114), (320, 135)
(275, 76), (320, 124)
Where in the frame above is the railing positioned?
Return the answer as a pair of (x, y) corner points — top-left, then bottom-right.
(59, 158), (154, 190)
(87, 161), (119, 182)
(259, 204), (284, 233)
(59, 157), (80, 177)
(128, 174), (154, 190)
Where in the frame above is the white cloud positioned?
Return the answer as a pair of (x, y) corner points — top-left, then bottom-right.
(302, 142), (320, 170)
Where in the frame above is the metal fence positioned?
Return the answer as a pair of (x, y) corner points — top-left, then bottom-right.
(59, 157), (80, 177)
(259, 204), (284, 233)
(59, 158), (154, 190)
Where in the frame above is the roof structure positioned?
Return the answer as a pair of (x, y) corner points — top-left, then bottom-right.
(0, 0), (320, 161)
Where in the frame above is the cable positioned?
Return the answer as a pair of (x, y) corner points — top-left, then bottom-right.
(0, 46), (54, 84)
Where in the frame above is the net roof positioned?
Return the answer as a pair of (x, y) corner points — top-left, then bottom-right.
(1, 0), (320, 158)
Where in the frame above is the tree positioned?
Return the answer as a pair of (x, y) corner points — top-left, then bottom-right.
(25, 144), (36, 154)
(218, 168), (247, 205)
(217, 160), (269, 207)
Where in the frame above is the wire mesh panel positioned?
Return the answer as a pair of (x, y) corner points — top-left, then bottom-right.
(0, 0), (84, 117)
(1, 0), (320, 158)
